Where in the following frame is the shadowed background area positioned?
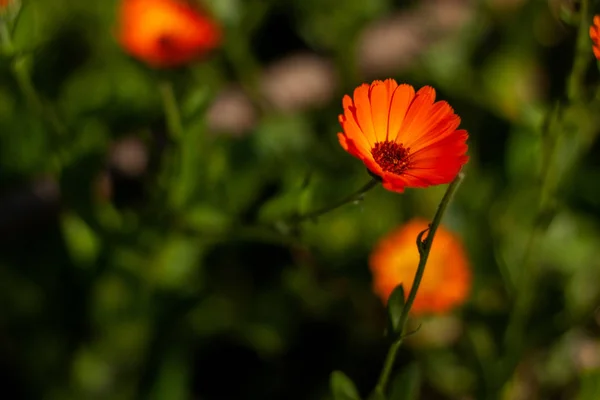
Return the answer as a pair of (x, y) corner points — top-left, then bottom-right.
(1, 0), (600, 399)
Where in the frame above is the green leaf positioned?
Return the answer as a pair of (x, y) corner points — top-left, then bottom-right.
(387, 284), (406, 335)
(389, 363), (421, 400)
(61, 212), (100, 268)
(170, 123), (208, 210)
(330, 370), (362, 400)
(150, 236), (204, 290)
(10, 0), (55, 52)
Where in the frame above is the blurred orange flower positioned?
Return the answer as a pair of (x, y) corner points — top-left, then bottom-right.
(338, 79), (468, 193)
(591, 15), (600, 60)
(369, 218), (471, 315)
(117, 0), (221, 68)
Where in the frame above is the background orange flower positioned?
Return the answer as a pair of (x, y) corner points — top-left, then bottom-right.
(591, 15), (600, 60)
(117, 0), (221, 67)
(338, 79), (468, 193)
(369, 218), (471, 315)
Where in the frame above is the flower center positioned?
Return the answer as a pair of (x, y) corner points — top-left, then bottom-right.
(371, 141), (411, 175)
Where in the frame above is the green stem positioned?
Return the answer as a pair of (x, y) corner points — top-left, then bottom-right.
(497, 100), (564, 394)
(223, 2), (272, 114)
(224, 38), (271, 114)
(2, 20), (64, 135)
(158, 80), (188, 209)
(567, 0), (590, 102)
(159, 80), (184, 140)
(12, 56), (44, 114)
(0, 18), (14, 53)
(294, 177), (379, 223)
(14, 59), (66, 136)
(498, 3), (591, 389)
(372, 173), (465, 397)
(496, 5), (592, 390)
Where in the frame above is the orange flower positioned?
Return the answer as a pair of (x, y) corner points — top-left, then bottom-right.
(591, 15), (600, 60)
(338, 79), (468, 193)
(117, 0), (221, 68)
(369, 218), (471, 315)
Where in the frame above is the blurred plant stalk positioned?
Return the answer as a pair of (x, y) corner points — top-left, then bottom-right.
(159, 80), (184, 140)
(0, 10), (65, 137)
(292, 177), (379, 223)
(497, 0), (597, 394)
(371, 173), (464, 400)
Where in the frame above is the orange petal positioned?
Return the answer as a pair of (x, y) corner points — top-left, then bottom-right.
(118, 0), (220, 67)
(404, 131), (468, 185)
(386, 171), (433, 188)
(364, 158), (384, 178)
(337, 132), (350, 151)
(338, 124), (370, 155)
(369, 81), (394, 142)
(383, 78), (399, 91)
(394, 86), (436, 145)
(387, 84), (415, 141)
(407, 101), (461, 152)
(342, 135), (382, 176)
(411, 129), (468, 159)
(342, 96), (372, 150)
(353, 84), (377, 145)
(381, 179), (406, 193)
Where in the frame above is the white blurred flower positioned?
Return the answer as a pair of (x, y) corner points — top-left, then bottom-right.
(357, 0), (475, 77)
(358, 14), (426, 77)
(206, 85), (257, 136)
(260, 53), (338, 113)
(109, 136), (148, 177)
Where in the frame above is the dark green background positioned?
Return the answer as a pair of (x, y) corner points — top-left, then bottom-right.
(1, 0), (600, 399)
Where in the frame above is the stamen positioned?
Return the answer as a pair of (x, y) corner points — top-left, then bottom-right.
(371, 141), (411, 175)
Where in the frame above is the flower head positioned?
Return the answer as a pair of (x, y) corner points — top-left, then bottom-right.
(338, 79), (468, 193)
(369, 218), (471, 315)
(0, 0), (16, 11)
(591, 15), (600, 60)
(117, 0), (221, 68)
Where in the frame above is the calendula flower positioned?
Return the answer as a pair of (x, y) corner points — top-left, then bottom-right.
(369, 218), (471, 315)
(0, 0), (15, 10)
(338, 79), (468, 193)
(117, 0), (221, 68)
(591, 15), (600, 60)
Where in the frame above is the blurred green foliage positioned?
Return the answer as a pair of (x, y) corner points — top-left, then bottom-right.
(1, 0), (600, 399)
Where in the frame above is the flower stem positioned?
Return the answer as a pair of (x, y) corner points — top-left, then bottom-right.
(159, 80), (184, 140)
(294, 177), (379, 223)
(1, 19), (65, 136)
(372, 173), (464, 398)
(223, 3), (273, 114)
(567, 0), (591, 102)
(498, 2), (591, 389)
(0, 18), (14, 53)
